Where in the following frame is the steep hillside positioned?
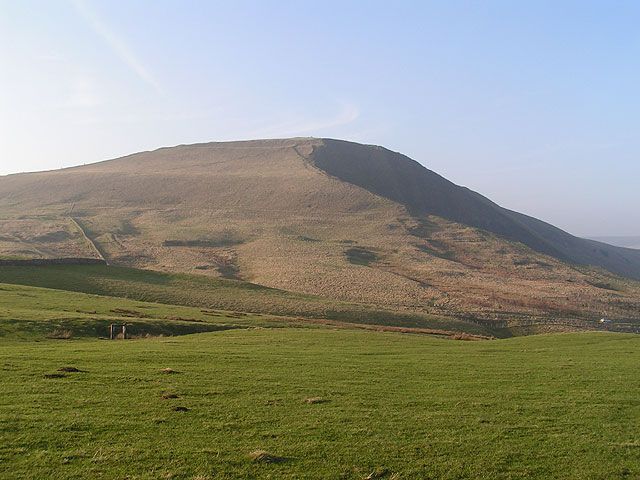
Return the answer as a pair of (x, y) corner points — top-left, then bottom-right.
(1, 138), (639, 328)
(312, 139), (640, 279)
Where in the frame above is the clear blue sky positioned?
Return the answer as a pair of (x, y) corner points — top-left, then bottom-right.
(1, 0), (638, 236)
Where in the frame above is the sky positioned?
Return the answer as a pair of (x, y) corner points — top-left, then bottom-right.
(0, 0), (638, 236)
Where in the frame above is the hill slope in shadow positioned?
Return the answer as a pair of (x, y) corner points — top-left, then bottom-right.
(312, 139), (640, 280)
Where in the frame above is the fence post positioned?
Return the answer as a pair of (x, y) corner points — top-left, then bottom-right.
(122, 324), (127, 340)
(109, 323), (114, 340)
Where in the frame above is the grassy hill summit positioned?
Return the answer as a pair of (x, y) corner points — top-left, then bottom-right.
(1, 138), (639, 330)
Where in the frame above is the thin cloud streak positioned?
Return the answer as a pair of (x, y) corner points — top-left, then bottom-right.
(247, 103), (360, 138)
(71, 0), (163, 95)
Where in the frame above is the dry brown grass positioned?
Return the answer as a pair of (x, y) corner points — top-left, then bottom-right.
(364, 468), (391, 479)
(450, 333), (482, 341)
(46, 329), (73, 340)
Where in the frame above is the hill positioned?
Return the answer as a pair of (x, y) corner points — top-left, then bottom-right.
(589, 235), (640, 250)
(1, 138), (639, 329)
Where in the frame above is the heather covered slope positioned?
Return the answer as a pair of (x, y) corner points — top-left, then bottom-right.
(1, 138), (639, 328)
(312, 139), (640, 280)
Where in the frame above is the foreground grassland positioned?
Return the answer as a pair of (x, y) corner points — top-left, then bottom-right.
(1, 330), (639, 479)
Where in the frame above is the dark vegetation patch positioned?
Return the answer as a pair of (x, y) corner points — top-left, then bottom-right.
(404, 217), (439, 238)
(586, 280), (620, 292)
(163, 232), (245, 248)
(248, 450), (287, 464)
(414, 242), (455, 260)
(32, 230), (72, 243)
(115, 219), (139, 236)
(304, 397), (329, 404)
(161, 393), (179, 399)
(163, 239), (238, 247)
(345, 247), (378, 266)
(216, 261), (241, 280)
(297, 235), (320, 242)
(165, 316), (203, 323)
(172, 406), (189, 412)
(58, 367), (82, 373)
(195, 258), (241, 280)
(43, 373), (66, 379)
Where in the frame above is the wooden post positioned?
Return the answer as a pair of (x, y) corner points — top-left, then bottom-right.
(109, 323), (114, 340)
(122, 324), (127, 340)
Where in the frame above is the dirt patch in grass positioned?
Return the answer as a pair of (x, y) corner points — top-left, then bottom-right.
(172, 406), (189, 412)
(58, 366), (82, 372)
(450, 333), (483, 341)
(160, 368), (179, 374)
(46, 329), (73, 340)
(248, 450), (287, 463)
(162, 393), (179, 399)
(304, 397), (328, 404)
(364, 468), (391, 479)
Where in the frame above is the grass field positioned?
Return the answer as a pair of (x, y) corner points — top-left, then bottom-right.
(0, 265), (491, 336)
(1, 329), (639, 479)
(0, 281), (296, 341)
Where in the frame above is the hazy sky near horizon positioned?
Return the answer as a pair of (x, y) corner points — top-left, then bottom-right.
(1, 0), (638, 236)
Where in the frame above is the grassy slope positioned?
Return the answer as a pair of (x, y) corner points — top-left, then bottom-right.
(0, 265), (492, 336)
(0, 282), (292, 341)
(1, 329), (639, 479)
